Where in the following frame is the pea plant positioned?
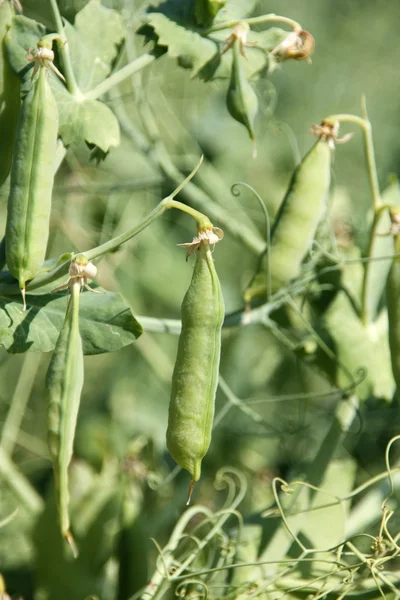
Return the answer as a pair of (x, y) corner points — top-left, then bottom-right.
(1, 1), (400, 599)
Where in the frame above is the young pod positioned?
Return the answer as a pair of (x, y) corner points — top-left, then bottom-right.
(226, 26), (258, 150)
(46, 278), (83, 554)
(245, 130), (333, 303)
(0, 0), (20, 188)
(387, 230), (400, 391)
(195, 0), (226, 26)
(167, 238), (224, 502)
(5, 63), (58, 305)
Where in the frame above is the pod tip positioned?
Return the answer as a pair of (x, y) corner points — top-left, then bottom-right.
(64, 530), (78, 558)
(20, 287), (26, 311)
(251, 139), (258, 159)
(186, 479), (195, 505)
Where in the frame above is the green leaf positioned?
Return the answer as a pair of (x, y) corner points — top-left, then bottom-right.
(301, 459), (356, 549)
(146, 0), (257, 24)
(140, 3), (286, 80)
(0, 289), (143, 355)
(138, 0), (287, 81)
(51, 75), (120, 151)
(320, 291), (394, 401)
(140, 12), (217, 78)
(5, 0), (124, 152)
(63, 1), (125, 93)
(214, 0), (258, 22)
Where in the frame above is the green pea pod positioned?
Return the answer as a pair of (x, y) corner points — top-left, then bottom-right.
(167, 241), (224, 502)
(245, 137), (332, 303)
(226, 35), (258, 149)
(195, 0), (226, 26)
(387, 232), (400, 392)
(5, 64), (58, 305)
(361, 179), (400, 324)
(0, 1), (20, 188)
(46, 281), (83, 554)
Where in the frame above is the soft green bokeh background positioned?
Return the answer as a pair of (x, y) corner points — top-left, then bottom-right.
(2, 1), (400, 598)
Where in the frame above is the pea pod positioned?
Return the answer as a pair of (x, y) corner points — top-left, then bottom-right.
(46, 278), (83, 554)
(167, 239), (224, 502)
(245, 134), (332, 303)
(0, 0), (20, 188)
(226, 25), (258, 150)
(5, 63), (58, 305)
(195, 0), (226, 26)
(387, 229), (400, 392)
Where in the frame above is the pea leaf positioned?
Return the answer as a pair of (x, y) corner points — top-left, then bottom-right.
(63, 0), (124, 93)
(5, 0), (124, 152)
(301, 459), (356, 549)
(0, 289), (143, 355)
(140, 2), (286, 80)
(214, 0), (258, 21)
(319, 291), (394, 401)
(50, 75), (120, 151)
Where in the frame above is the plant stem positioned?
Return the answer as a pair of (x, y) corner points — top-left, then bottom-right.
(325, 108), (382, 325)
(324, 111), (381, 211)
(84, 52), (157, 101)
(361, 97), (381, 210)
(0, 159), (209, 294)
(49, 0), (80, 96)
(0, 353), (42, 456)
(84, 159), (207, 261)
(116, 99), (264, 254)
(0, 447), (44, 516)
(205, 13), (301, 34)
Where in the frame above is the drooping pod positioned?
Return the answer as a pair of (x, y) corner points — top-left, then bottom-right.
(244, 121), (337, 304)
(46, 265), (85, 555)
(0, 0), (20, 188)
(225, 24), (258, 153)
(386, 220), (400, 392)
(5, 60), (58, 307)
(167, 229), (224, 503)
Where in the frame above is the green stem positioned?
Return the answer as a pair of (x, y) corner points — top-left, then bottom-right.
(324, 111), (381, 211)
(324, 110), (382, 325)
(84, 52), (157, 101)
(361, 96), (381, 210)
(84, 161), (208, 262)
(0, 159), (208, 294)
(168, 199), (212, 229)
(126, 100), (264, 254)
(205, 13), (301, 34)
(49, 0), (80, 96)
(0, 353), (42, 456)
(360, 203), (392, 325)
(0, 447), (44, 516)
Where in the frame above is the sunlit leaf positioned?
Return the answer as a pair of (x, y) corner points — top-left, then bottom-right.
(0, 289), (143, 355)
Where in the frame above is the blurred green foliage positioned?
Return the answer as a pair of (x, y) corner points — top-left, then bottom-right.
(2, 1), (400, 599)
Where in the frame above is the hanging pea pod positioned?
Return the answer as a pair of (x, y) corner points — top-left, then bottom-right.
(244, 122), (336, 305)
(167, 230), (224, 503)
(361, 178), (400, 325)
(226, 24), (258, 154)
(195, 0), (226, 26)
(46, 266), (85, 555)
(386, 218), (400, 392)
(5, 59), (58, 307)
(0, 0), (20, 188)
